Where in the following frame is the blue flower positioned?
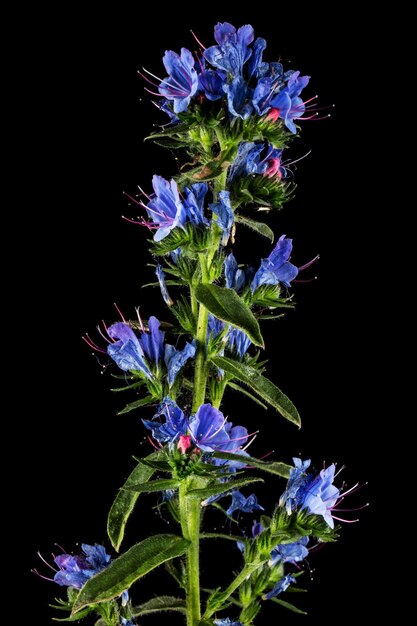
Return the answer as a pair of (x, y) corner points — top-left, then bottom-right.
(188, 404), (229, 452)
(53, 544), (111, 589)
(158, 48), (198, 114)
(142, 396), (187, 445)
(264, 574), (296, 600)
(211, 191), (234, 246)
(214, 619), (243, 626)
(279, 458), (313, 514)
(224, 253), (246, 291)
(207, 313), (226, 339)
(121, 590), (129, 606)
(139, 316), (165, 365)
(121, 620), (135, 626)
(197, 58), (226, 101)
(252, 65), (285, 115)
(146, 175), (186, 242)
(188, 404), (248, 454)
(280, 458), (340, 528)
(205, 22), (254, 77)
(269, 536), (309, 566)
(226, 328), (251, 358)
(183, 182), (209, 226)
(107, 322), (152, 378)
(223, 76), (254, 119)
(270, 71), (310, 134)
(155, 265), (174, 307)
(302, 464), (340, 528)
(228, 141), (285, 182)
(226, 490), (264, 516)
(164, 340), (196, 386)
(251, 235), (298, 291)
(247, 37), (267, 80)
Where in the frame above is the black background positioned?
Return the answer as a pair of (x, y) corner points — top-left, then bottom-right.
(18, 6), (383, 624)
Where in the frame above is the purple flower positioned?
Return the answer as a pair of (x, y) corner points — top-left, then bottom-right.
(142, 396), (187, 445)
(302, 464), (340, 528)
(164, 340), (196, 386)
(228, 141), (285, 182)
(211, 191), (234, 246)
(264, 574), (296, 600)
(139, 316), (165, 365)
(251, 235), (298, 291)
(226, 490), (264, 516)
(53, 544), (111, 589)
(146, 175), (186, 242)
(269, 536), (309, 566)
(107, 322), (152, 378)
(158, 48), (198, 114)
(214, 620), (243, 626)
(270, 71), (310, 134)
(205, 22), (254, 77)
(155, 265), (174, 307)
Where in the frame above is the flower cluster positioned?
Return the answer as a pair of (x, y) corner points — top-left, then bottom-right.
(157, 22), (310, 132)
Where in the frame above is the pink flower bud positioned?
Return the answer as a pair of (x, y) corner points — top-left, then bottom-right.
(264, 158), (282, 179)
(265, 107), (280, 123)
(177, 434), (192, 454)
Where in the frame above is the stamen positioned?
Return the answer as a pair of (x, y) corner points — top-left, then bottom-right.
(113, 302), (126, 322)
(190, 29), (206, 50)
(37, 552), (58, 572)
(298, 254), (320, 271)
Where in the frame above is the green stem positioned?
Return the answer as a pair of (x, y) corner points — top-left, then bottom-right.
(179, 482), (201, 626)
(204, 561), (262, 620)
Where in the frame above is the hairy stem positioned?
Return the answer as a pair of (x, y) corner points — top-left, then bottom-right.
(204, 560), (262, 620)
(179, 482), (201, 626)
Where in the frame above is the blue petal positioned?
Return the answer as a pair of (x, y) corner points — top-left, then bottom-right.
(247, 37), (267, 79)
(274, 261), (298, 287)
(139, 316), (165, 363)
(164, 341), (196, 386)
(155, 265), (174, 307)
(189, 404), (229, 452)
(211, 190), (234, 246)
(214, 22), (237, 44)
(107, 323), (152, 377)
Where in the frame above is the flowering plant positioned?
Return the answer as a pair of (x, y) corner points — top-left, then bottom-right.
(34, 22), (364, 626)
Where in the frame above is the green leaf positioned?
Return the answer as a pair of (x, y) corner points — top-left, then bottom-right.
(227, 381), (268, 410)
(235, 215), (274, 242)
(212, 451), (292, 478)
(211, 356), (300, 427)
(271, 597), (307, 614)
(123, 478), (180, 493)
(187, 476), (263, 500)
(195, 284), (264, 348)
(72, 535), (190, 614)
(117, 395), (155, 415)
(133, 595), (186, 617)
(52, 608), (93, 621)
(107, 455), (157, 551)
(201, 532), (245, 543)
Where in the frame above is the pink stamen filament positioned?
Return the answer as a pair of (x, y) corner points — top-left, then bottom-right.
(190, 30), (207, 50)
(113, 302), (126, 322)
(37, 552), (58, 572)
(298, 254), (320, 271)
(82, 335), (106, 354)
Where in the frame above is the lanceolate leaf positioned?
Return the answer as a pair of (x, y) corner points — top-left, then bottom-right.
(133, 595), (186, 617)
(235, 214), (274, 242)
(212, 452), (292, 478)
(72, 535), (190, 614)
(211, 356), (300, 427)
(107, 454), (157, 551)
(227, 381), (268, 410)
(123, 478), (180, 493)
(117, 395), (155, 415)
(187, 476), (263, 500)
(271, 597), (307, 614)
(195, 284), (264, 347)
